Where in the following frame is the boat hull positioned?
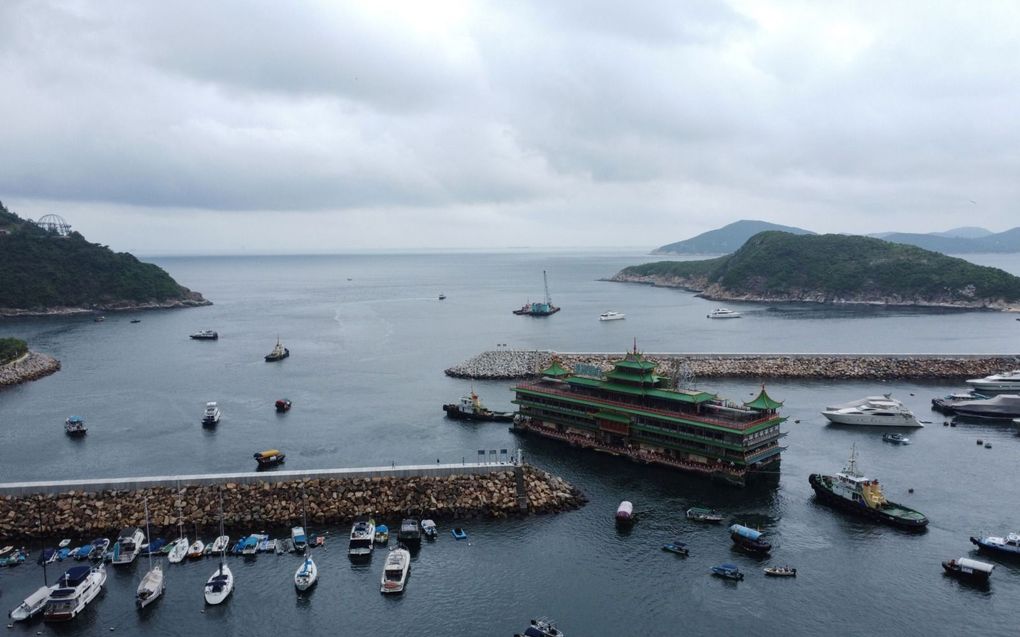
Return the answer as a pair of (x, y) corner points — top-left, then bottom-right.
(942, 561), (991, 583)
(442, 405), (513, 422)
(970, 537), (1020, 558)
(821, 412), (922, 427)
(809, 474), (928, 529)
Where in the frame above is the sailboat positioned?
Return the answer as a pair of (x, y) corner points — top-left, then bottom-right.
(9, 540), (55, 622)
(204, 493), (233, 605)
(136, 498), (165, 608)
(167, 494), (189, 564)
(512, 270), (560, 316)
(293, 487), (318, 592)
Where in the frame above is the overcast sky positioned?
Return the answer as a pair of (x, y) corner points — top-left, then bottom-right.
(2, 1), (1018, 254)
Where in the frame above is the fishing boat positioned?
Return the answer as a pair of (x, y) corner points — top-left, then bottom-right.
(970, 532), (1020, 557)
(264, 337), (289, 362)
(711, 563), (744, 581)
(443, 391), (515, 422)
(420, 519), (437, 540)
(882, 432), (910, 444)
(809, 445), (929, 530)
(686, 507), (724, 523)
(380, 547), (411, 594)
(451, 527), (468, 540)
(763, 565), (797, 577)
(65, 415), (87, 436)
(190, 330), (218, 340)
(707, 308), (742, 319)
(10, 584), (54, 622)
(111, 527), (146, 565)
(615, 501), (635, 527)
(662, 541), (689, 556)
(43, 564), (106, 622)
(254, 449), (285, 468)
(349, 518), (375, 558)
(202, 402), (221, 426)
(375, 524), (390, 545)
(516, 618), (565, 637)
(942, 557), (994, 583)
(513, 270), (560, 316)
(136, 499), (164, 608)
(730, 524), (771, 554)
(204, 496), (233, 605)
(275, 398), (292, 412)
(821, 394), (922, 427)
(599, 311), (625, 321)
(398, 518), (422, 548)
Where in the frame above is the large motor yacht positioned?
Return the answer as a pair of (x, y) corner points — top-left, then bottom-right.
(111, 527), (146, 565)
(43, 564), (107, 622)
(380, 547), (411, 594)
(821, 394), (922, 427)
(965, 370), (1020, 393)
(946, 394), (1020, 420)
(348, 518), (375, 558)
(707, 308), (741, 319)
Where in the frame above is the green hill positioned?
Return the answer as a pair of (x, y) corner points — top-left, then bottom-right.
(652, 220), (815, 254)
(614, 231), (1020, 310)
(0, 201), (209, 315)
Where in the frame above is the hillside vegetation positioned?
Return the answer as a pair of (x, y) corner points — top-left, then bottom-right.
(0, 201), (208, 313)
(615, 231), (1020, 309)
(0, 338), (27, 364)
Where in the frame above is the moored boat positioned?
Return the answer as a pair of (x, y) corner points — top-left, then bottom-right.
(65, 416), (87, 436)
(190, 330), (218, 340)
(294, 553), (318, 592)
(662, 540), (689, 556)
(241, 535), (260, 557)
(707, 308), (741, 319)
(264, 338), (289, 362)
(397, 518), (422, 548)
(380, 547), (411, 594)
(451, 527), (468, 540)
(942, 557), (994, 583)
(686, 507), (724, 523)
(43, 564), (106, 622)
(931, 392), (987, 414)
(443, 391), (514, 422)
(136, 499), (164, 608)
(204, 497), (233, 605)
(882, 432), (910, 444)
(944, 394), (1020, 420)
(111, 527), (146, 565)
(167, 537), (189, 563)
(375, 524), (390, 545)
(254, 449), (285, 468)
(202, 402), (221, 426)
(730, 524), (771, 554)
(349, 518), (375, 558)
(291, 526), (307, 553)
(420, 519), (437, 539)
(821, 394), (922, 427)
(965, 369), (1020, 393)
(10, 585), (54, 622)
(763, 565), (797, 577)
(969, 532), (1020, 557)
(711, 563), (744, 580)
(809, 445), (929, 530)
(88, 538), (110, 563)
(615, 501), (635, 526)
(187, 538), (205, 559)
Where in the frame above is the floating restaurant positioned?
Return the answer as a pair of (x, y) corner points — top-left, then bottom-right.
(511, 347), (787, 486)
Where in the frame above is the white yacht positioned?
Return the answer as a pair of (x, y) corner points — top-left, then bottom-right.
(599, 311), (625, 321)
(136, 499), (164, 609)
(202, 402), (221, 425)
(707, 308), (742, 319)
(294, 553), (318, 591)
(348, 518), (375, 558)
(111, 527), (146, 565)
(965, 370), (1020, 393)
(187, 538), (206, 559)
(43, 564), (107, 622)
(203, 563), (233, 605)
(167, 537), (189, 563)
(380, 547), (410, 594)
(10, 585), (54, 622)
(821, 394), (923, 427)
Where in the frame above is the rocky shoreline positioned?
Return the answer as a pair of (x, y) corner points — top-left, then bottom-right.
(446, 350), (1019, 381)
(0, 467), (586, 540)
(0, 350), (60, 387)
(0, 293), (211, 318)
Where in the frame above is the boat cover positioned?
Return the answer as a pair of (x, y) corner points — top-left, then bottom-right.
(59, 566), (91, 587)
(730, 524), (763, 540)
(957, 558), (994, 573)
(616, 501), (634, 518)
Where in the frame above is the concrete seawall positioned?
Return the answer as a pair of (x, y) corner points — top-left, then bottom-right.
(0, 463), (587, 540)
(445, 350), (1020, 380)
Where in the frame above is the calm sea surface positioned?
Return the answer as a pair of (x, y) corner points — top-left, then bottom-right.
(1, 251), (1019, 636)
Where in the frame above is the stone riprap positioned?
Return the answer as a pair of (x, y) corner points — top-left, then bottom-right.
(446, 350), (1019, 381)
(0, 466), (585, 540)
(0, 351), (60, 387)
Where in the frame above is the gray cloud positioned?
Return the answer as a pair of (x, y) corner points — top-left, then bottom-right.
(1, 1), (1019, 253)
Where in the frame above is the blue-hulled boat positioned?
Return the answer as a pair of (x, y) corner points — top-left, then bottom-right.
(241, 535), (259, 556)
(662, 541), (689, 556)
(970, 532), (1020, 558)
(143, 538), (167, 556)
(729, 524), (771, 554)
(711, 563), (744, 580)
(451, 527), (468, 540)
(74, 544), (94, 561)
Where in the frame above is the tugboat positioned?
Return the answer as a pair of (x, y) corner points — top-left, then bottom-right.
(970, 532), (1020, 557)
(942, 557), (994, 583)
(808, 445), (929, 530)
(264, 338), (289, 362)
(190, 330), (218, 340)
(253, 449), (285, 468)
(65, 416), (87, 437)
(730, 524), (771, 554)
(513, 270), (560, 316)
(442, 391), (514, 422)
(275, 398), (292, 413)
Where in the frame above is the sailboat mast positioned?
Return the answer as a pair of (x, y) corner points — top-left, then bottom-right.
(301, 485), (309, 556)
(218, 491), (226, 572)
(144, 498), (153, 571)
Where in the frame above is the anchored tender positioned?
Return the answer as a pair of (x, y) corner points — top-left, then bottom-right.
(511, 346), (787, 486)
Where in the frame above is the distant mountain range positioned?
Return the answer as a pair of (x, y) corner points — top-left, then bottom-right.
(654, 220), (1020, 255)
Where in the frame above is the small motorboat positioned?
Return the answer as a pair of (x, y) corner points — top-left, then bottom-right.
(516, 618), (565, 637)
(254, 449), (285, 468)
(58, 539), (72, 549)
(65, 415), (87, 436)
(420, 519), (438, 539)
(88, 538), (110, 563)
(190, 330), (219, 340)
(662, 541), (689, 556)
(438, 293), (446, 300)
(397, 518), (422, 548)
(93, 315), (105, 322)
(882, 432), (910, 444)
(74, 543), (94, 561)
(707, 308), (741, 319)
(599, 311), (625, 321)
(1, 548), (26, 566)
(451, 527), (468, 540)
(143, 538), (167, 556)
(970, 532), (1020, 557)
(763, 565), (797, 577)
(686, 507), (723, 523)
(291, 526), (307, 553)
(380, 547), (411, 594)
(615, 501), (635, 526)
(10, 585), (53, 622)
(942, 557), (994, 583)
(241, 535), (260, 557)
(711, 563), (744, 581)
(130, 319), (141, 323)
(374, 524), (390, 545)
(275, 398), (292, 412)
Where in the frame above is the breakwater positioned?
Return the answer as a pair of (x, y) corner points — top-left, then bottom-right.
(445, 350), (1019, 380)
(0, 464), (586, 540)
(0, 350), (60, 387)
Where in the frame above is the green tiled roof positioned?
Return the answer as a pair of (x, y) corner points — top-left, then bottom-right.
(567, 376), (716, 404)
(744, 387), (783, 410)
(541, 359), (571, 377)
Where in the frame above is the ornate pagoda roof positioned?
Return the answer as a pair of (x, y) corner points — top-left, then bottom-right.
(744, 387), (783, 411)
(541, 358), (571, 378)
